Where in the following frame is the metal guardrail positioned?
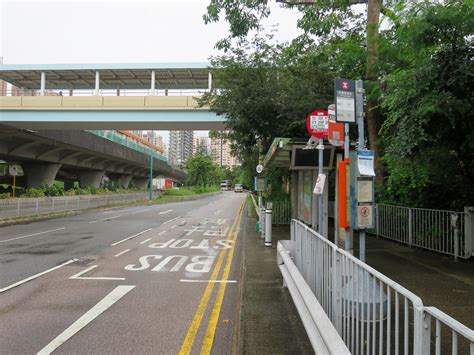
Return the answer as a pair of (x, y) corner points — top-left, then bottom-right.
(0, 89), (204, 97)
(373, 204), (471, 259)
(271, 200), (291, 224)
(422, 307), (474, 354)
(277, 240), (350, 354)
(284, 219), (474, 354)
(327, 202), (472, 259)
(0, 192), (159, 219)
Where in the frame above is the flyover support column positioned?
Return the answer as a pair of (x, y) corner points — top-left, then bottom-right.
(151, 70), (156, 95)
(132, 177), (149, 189)
(118, 174), (133, 188)
(78, 170), (104, 188)
(95, 71), (100, 96)
(208, 72), (212, 91)
(40, 71), (46, 96)
(22, 163), (61, 188)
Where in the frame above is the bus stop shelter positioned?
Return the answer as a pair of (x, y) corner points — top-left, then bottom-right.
(262, 137), (337, 236)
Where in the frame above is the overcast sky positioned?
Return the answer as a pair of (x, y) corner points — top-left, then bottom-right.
(0, 0), (303, 142)
(0, 0), (302, 64)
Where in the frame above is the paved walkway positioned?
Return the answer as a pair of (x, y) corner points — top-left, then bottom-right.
(238, 208), (313, 354)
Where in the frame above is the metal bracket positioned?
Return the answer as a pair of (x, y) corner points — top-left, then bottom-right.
(356, 111), (366, 118)
(356, 88), (365, 94)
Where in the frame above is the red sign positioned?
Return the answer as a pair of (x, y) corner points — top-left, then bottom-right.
(328, 104), (344, 147)
(306, 110), (329, 139)
(165, 179), (173, 189)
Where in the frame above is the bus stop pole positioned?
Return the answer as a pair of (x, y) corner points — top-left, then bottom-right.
(318, 139), (324, 235)
(356, 79), (366, 262)
(344, 125), (351, 251)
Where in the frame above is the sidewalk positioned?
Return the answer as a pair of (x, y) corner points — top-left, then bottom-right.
(238, 207), (313, 354)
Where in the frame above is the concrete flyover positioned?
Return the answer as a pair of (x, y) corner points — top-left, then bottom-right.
(0, 124), (186, 188)
(0, 62), (226, 130)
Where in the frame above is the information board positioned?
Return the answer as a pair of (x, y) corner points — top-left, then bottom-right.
(335, 78), (356, 123)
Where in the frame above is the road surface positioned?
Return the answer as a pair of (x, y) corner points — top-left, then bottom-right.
(0, 191), (246, 354)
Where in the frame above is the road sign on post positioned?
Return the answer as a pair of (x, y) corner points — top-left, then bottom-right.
(306, 110), (329, 139)
(328, 104), (344, 147)
(335, 78), (356, 124)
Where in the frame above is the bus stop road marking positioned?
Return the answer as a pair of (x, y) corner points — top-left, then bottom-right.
(69, 265), (126, 281)
(0, 259), (77, 293)
(114, 249), (131, 257)
(110, 228), (152, 246)
(0, 227), (66, 243)
(37, 285), (135, 355)
(159, 209), (173, 215)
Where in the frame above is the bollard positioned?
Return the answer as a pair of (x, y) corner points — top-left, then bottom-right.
(261, 207), (266, 239)
(265, 202), (272, 247)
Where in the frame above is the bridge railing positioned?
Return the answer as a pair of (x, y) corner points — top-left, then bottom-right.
(280, 219), (474, 354)
(0, 89), (204, 97)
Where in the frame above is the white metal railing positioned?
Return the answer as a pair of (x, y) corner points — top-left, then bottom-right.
(373, 204), (471, 259)
(0, 192), (159, 219)
(282, 219), (474, 354)
(327, 202), (472, 259)
(422, 307), (474, 354)
(0, 89), (204, 97)
(278, 240), (350, 354)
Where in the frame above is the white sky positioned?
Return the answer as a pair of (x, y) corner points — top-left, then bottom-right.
(0, 0), (303, 143)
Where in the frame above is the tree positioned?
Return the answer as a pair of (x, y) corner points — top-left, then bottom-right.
(380, 1), (474, 209)
(204, 0), (387, 185)
(182, 154), (221, 186)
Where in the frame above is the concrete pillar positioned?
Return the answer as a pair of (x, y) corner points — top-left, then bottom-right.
(95, 71), (100, 96)
(78, 170), (105, 188)
(208, 72), (212, 91)
(132, 177), (149, 189)
(40, 71), (46, 96)
(119, 174), (133, 188)
(151, 70), (156, 95)
(22, 163), (61, 188)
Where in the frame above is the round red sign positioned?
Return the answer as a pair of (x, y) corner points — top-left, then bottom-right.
(306, 110), (329, 139)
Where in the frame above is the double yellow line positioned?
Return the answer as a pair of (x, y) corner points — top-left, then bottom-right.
(179, 200), (245, 355)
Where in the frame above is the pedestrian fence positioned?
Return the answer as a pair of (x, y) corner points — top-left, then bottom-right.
(271, 200), (291, 224)
(327, 202), (473, 260)
(0, 192), (160, 219)
(278, 219), (474, 354)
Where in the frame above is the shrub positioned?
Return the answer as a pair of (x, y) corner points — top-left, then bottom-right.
(23, 188), (45, 198)
(0, 193), (11, 199)
(44, 185), (65, 197)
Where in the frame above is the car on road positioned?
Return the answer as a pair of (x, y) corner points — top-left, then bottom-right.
(234, 184), (243, 193)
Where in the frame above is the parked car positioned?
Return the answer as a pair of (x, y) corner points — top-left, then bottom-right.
(234, 184), (243, 193)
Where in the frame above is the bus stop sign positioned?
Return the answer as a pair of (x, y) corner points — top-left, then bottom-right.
(306, 110), (329, 139)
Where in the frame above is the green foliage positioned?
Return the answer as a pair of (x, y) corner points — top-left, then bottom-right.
(380, 1), (474, 209)
(0, 193), (11, 199)
(23, 188), (45, 198)
(43, 185), (65, 197)
(162, 186), (219, 196)
(183, 154), (223, 186)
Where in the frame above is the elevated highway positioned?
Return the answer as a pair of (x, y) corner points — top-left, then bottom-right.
(0, 125), (185, 189)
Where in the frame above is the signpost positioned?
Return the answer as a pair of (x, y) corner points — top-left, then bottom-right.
(306, 110), (328, 235)
(9, 165), (17, 198)
(335, 78), (356, 124)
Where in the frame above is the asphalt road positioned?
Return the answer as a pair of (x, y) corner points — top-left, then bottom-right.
(0, 191), (246, 354)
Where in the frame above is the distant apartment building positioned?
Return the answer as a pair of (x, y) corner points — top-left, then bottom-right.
(169, 131), (194, 165)
(193, 136), (210, 156)
(210, 135), (239, 168)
